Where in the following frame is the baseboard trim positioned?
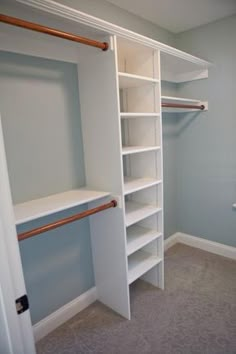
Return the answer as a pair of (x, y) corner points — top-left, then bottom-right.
(165, 232), (236, 260)
(164, 233), (179, 251)
(33, 287), (97, 342)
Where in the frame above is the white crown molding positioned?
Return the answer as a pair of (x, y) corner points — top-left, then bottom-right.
(16, 0), (211, 67)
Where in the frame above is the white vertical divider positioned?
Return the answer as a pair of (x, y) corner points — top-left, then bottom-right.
(77, 36), (130, 319)
(141, 50), (164, 289)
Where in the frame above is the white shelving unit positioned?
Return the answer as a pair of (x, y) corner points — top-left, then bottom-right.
(119, 72), (159, 88)
(14, 189), (110, 225)
(116, 36), (164, 315)
(124, 177), (162, 195)
(126, 225), (162, 256)
(128, 250), (162, 284)
(0, 4), (210, 333)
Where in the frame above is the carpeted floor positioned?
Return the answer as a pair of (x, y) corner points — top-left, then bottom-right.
(36, 244), (236, 354)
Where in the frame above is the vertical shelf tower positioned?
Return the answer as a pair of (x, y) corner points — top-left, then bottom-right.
(78, 36), (164, 319)
(117, 37), (164, 314)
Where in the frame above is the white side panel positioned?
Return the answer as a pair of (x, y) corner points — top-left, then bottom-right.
(78, 37), (123, 195)
(89, 198), (130, 319)
(78, 37), (130, 318)
(0, 117), (35, 354)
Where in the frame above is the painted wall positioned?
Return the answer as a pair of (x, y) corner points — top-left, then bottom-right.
(54, 0), (174, 45)
(175, 15), (236, 247)
(0, 52), (94, 324)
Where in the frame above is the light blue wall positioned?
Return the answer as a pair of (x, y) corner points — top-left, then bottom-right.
(54, 0), (175, 45)
(0, 52), (94, 324)
(175, 15), (236, 247)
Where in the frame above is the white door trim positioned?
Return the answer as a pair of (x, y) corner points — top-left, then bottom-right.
(0, 116), (35, 354)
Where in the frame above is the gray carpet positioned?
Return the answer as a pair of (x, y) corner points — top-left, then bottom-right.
(36, 244), (236, 354)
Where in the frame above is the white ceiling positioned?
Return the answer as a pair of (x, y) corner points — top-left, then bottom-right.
(105, 0), (236, 33)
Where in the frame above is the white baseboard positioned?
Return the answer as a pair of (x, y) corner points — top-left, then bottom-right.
(164, 233), (179, 251)
(33, 287), (97, 342)
(165, 232), (236, 260)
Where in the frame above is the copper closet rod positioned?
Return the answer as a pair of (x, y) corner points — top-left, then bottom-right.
(0, 14), (109, 51)
(162, 102), (205, 110)
(18, 200), (117, 242)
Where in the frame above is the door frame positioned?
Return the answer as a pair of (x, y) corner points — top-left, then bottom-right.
(0, 116), (35, 354)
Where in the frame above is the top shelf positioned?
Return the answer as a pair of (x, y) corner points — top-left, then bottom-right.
(118, 72), (159, 88)
(14, 188), (110, 225)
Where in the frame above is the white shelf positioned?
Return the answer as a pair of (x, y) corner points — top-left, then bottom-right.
(162, 95), (202, 104)
(14, 188), (110, 225)
(127, 225), (162, 256)
(124, 177), (162, 195)
(128, 250), (162, 284)
(118, 72), (159, 88)
(161, 95), (207, 112)
(125, 201), (162, 227)
(120, 113), (160, 119)
(122, 146), (160, 155)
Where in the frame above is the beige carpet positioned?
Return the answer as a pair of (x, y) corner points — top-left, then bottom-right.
(36, 244), (236, 354)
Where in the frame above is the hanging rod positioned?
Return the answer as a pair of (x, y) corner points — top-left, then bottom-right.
(0, 14), (109, 51)
(162, 102), (205, 110)
(18, 199), (117, 242)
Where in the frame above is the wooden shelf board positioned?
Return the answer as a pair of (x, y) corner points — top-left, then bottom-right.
(125, 201), (162, 227)
(118, 72), (159, 88)
(127, 225), (162, 256)
(122, 146), (160, 155)
(128, 250), (162, 284)
(124, 177), (162, 195)
(14, 188), (110, 225)
(120, 113), (160, 119)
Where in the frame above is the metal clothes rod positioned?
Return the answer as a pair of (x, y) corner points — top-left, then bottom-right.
(18, 199), (117, 242)
(162, 102), (205, 110)
(0, 14), (109, 51)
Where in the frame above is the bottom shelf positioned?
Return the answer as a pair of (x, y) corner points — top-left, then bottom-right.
(128, 250), (162, 285)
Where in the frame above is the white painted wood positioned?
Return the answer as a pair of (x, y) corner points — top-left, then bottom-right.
(14, 189), (110, 225)
(164, 233), (179, 251)
(122, 117), (161, 147)
(125, 201), (162, 227)
(122, 85), (159, 113)
(0, 117), (35, 354)
(178, 233), (236, 260)
(78, 36), (130, 319)
(124, 177), (162, 195)
(33, 287), (97, 342)
(117, 38), (156, 78)
(162, 96), (202, 103)
(162, 96), (208, 112)
(127, 225), (162, 256)
(17, 0), (211, 68)
(89, 198), (130, 319)
(164, 232), (236, 260)
(128, 250), (162, 284)
(120, 113), (160, 118)
(122, 146), (160, 155)
(118, 72), (159, 88)
(161, 52), (209, 83)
